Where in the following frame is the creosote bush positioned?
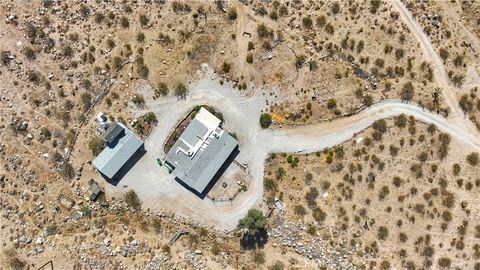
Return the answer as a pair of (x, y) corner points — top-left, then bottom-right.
(124, 190), (141, 210)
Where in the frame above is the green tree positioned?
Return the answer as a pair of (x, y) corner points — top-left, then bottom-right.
(237, 208), (267, 235)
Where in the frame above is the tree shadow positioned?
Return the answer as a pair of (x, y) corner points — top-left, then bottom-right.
(239, 230), (269, 250)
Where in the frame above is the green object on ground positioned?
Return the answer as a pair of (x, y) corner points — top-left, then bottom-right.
(156, 158), (162, 166)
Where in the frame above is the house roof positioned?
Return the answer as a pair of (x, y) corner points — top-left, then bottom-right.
(93, 122), (144, 179)
(102, 122), (125, 144)
(165, 108), (238, 194)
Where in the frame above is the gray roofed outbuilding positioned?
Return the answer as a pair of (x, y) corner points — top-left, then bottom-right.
(93, 122), (144, 180)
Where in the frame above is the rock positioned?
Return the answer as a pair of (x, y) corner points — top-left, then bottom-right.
(36, 245), (45, 253)
(36, 237), (44, 245)
(194, 249), (202, 255)
(18, 121), (28, 131)
(104, 239), (111, 246)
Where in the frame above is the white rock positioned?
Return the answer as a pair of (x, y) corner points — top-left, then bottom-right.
(36, 237), (44, 245)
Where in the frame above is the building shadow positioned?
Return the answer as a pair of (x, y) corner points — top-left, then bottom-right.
(101, 145), (147, 186)
(174, 146), (240, 199)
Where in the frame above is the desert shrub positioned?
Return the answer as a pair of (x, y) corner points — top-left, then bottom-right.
(264, 177), (277, 191)
(294, 205), (306, 216)
(132, 94), (145, 106)
(370, 0), (381, 14)
(438, 133), (451, 159)
(279, 5), (288, 16)
(295, 55), (306, 68)
(372, 119), (387, 133)
(136, 32), (145, 43)
(253, 251), (266, 264)
(459, 94), (473, 113)
(268, 261), (285, 270)
(222, 62), (231, 73)
(305, 187), (319, 208)
(394, 114), (407, 128)
(228, 8), (237, 20)
(316, 15), (326, 27)
(437, 257), (451, 269)
(120, 16), (129, 28)
(248, 41), (254, 50)
(24, 46), (36, 60)
(262, 41), (272, 50)
(377, 226), (389, 240)
(143, 112), (157, 124)
(80, 92), (92, 109)
(395, 48), (405, 60)
(399, 232), (408, 243)
(312, 207), (327, 223)
(1, 50), (11, 65)
(302, 16), (313, 29)
(439, 48), (449, 60)
(94, 12), (104, 23)
(156, 82), (169, 96)
(124, 190), (141, 210)
(331, 2), (340, 14)
(259, 113), (272, 128)
(453, 54), (464, 67)
(246, 53), (253, 64)
(466, 152), (479, 166)
(88, 135), (104, 156)
(427, 123), (437, 134)
(257, 23), (273, 39)
(139, 14), (148, 27)
(162, 244), (170, 254)
(400, 82), (414, 101)
(325, 23), (335, 34)
(175, 83), (187, 97)
(327, 99), (337, 109)
(9, 256), (26, 270)
(380, 260), (391, 270)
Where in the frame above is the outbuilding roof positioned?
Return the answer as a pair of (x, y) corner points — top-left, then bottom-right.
(93, 122), (144, 179)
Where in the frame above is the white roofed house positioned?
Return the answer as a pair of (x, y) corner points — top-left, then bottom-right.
(93, 122), (145, 182)
(164, 107), (238, 196)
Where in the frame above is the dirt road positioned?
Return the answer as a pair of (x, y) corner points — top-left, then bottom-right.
(392, 0), (479, 135)
(107, 65), (480, 231)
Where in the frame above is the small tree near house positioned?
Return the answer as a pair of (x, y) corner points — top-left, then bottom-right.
(237, 208), (267, 236)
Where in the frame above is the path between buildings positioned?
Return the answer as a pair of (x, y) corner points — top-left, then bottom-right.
(111, 65), (480, 231)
